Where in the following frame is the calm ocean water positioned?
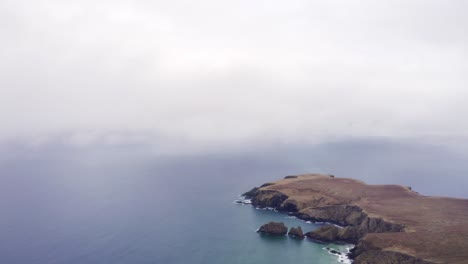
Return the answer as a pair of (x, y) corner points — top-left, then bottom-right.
(0, 138), (466, 264)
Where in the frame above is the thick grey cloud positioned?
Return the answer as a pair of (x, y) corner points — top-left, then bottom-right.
(1, 0), (467, 148)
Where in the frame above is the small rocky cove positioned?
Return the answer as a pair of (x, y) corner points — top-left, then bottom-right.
(256, 221), (351, 263)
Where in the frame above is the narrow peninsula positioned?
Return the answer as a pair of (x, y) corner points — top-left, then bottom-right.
(243, 174), (468, 264)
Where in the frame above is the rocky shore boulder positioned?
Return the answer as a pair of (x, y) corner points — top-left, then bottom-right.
(288, 226), (305, 239)
(258, 222), (288, 235)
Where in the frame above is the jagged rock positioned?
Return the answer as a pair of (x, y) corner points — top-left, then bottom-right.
(258, 222), (288, 235)
(305, 217), (405, 244)
(242, 187), (259, 199)
(251, 190), (288, 208)
(288, 226), (305, 239)
(359, 217), (405, 233)
(306, 225), (341, 242)
(301, 205), (367, 226)
(279, 199), (299, 212)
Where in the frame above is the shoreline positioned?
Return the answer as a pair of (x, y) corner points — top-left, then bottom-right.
(242, 174), (468, 264)
(236, 195), (354, 263)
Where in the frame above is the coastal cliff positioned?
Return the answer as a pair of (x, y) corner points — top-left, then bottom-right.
(244, 174), (468, 264)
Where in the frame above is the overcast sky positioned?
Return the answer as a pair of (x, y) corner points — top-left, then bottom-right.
(1, 0), (467, 149)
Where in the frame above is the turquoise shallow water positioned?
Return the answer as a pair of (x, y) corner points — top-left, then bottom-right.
(229, 205), (352, 264)
(1, 138), (466, 263)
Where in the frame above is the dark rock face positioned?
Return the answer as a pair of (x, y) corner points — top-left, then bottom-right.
(306, 225), (366, 244)
(284, 175), (298, 179)
(329, 249), (341, 255)
(306, 225), (341, 243)
(279, 199), (299, 212)
(242, 187), (259, 199)
(360, 217), (405, 233)
(258, 222), (288, 235)
(288, 226), (305, 239)
(305, 217), (405, 244)
(301, 205), (367, 226)
(348, 240), (433, 264)
(251, 190), (288, 208)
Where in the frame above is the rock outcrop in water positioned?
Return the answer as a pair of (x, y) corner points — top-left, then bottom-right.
(288, 226), (305, 239)
(257, 222), (288, 236)
(244, 174), (468, 264)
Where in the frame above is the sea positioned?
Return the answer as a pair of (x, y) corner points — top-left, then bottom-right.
(0, 138), (467, 264)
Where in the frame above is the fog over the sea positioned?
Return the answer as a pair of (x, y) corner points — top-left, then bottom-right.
(1, 0), (467, 152)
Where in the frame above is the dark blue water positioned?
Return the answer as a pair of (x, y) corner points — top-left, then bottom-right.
(1, 138), (467, 263)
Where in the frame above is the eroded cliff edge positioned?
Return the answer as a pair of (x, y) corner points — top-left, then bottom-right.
(244, 174), (468, 264)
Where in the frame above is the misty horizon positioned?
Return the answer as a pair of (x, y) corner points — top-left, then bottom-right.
(1, 0), (467, 150)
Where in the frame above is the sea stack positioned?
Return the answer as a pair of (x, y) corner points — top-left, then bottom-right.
(257, 222), (288, 236)
(288, 226), (305, 239)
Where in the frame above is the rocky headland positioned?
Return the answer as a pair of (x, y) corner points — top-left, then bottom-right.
(244, 174), (468, 264)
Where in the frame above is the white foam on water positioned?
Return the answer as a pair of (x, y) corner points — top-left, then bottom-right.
(313, 221), (345, 228)
(233, 197), (252, 205)
(235, 196), (354, 263)
(234, 195), (352, 263)
(323, 247), (353, 264)
(265, 207), (278, 212)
